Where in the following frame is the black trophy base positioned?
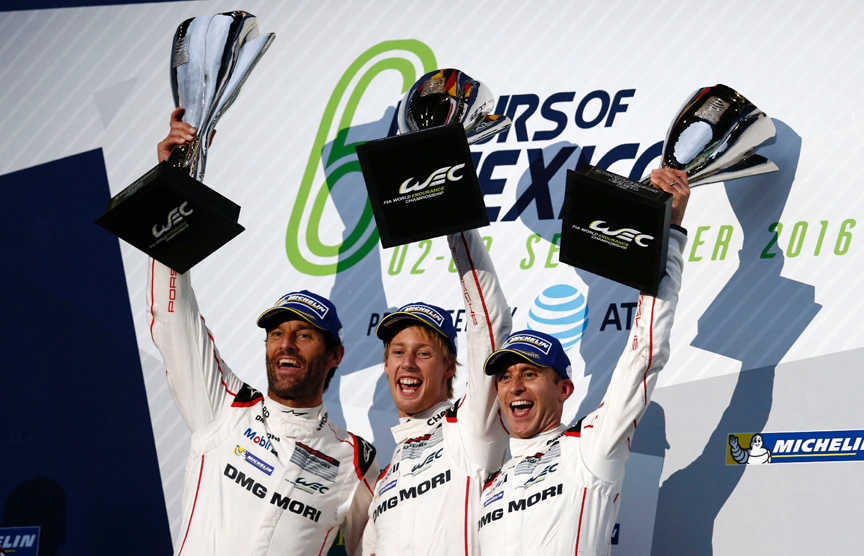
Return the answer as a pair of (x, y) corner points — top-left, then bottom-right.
(356, 123), (489, 248)
(96, 162), (244, 274)
(560, 165), (671, 296)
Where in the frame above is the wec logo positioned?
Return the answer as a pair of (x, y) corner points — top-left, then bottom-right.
(522, 463), (558, 488)
(589, 221), (653, 247)
(399, 164), (465, 194)
(411, 448), (443, 474)
(152, 202), (192, 238)
(294, 477), (330, 494)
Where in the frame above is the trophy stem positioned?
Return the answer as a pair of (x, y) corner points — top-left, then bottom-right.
(166, 143), (188, 169)
(165, 137), (206, 181)
(184, 135), (205, 181)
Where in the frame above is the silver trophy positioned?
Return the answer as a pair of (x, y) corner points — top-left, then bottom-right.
(560, 84), (778, 294)
(96, 12), (275, 273)
(397, 68), (511, 142)
(654, 84), (777, 186)
(169, 11), (276, 180)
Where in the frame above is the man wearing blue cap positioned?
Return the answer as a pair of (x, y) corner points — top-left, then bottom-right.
(149, 121), (378, 556)
(361, 229), (512, 556)
(476, 170), (690, 556)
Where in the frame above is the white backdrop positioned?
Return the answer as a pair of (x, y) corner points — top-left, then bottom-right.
(2, 1), (862, 553)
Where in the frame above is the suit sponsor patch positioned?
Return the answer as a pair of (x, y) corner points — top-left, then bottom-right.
(232, 383), (264, 407)
(401, 426), (444, 460)
(515, 442), (561, 475)
(234, 445), (274, 476)
(292, 442), (340, 482)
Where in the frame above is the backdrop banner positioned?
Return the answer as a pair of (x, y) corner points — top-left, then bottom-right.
(2, 1), (862, 555)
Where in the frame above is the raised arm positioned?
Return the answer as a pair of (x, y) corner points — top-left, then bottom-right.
(147, 259), (244, 432)
(447, 228), (512, 467)
(147, 110), (240, 431)
(581, 169), (689, 466)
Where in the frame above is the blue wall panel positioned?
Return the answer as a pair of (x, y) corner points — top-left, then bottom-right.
(0, 149), (173, 555)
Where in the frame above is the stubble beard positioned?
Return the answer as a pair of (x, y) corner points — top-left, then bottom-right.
(266, 352), (328, 404)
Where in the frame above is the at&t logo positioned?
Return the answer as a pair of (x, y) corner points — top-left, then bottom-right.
(527, 284), (588, 350)
(399, 164), (465, 194)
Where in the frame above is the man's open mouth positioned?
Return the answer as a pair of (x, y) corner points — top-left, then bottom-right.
(277, 357), (301, 369)
(397, 377), (422, 395)
(510, 400), (534, 418)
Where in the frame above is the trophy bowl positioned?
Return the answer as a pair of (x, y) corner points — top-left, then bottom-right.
(658, 84), (777, 186)
(169, 11), (275, 180)
(397, 68), (511, 144)
(96, 11), (275, 273)
(559, 84), (779, 294)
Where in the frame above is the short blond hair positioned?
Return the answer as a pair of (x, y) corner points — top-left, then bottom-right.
(382, 322), (459, 400)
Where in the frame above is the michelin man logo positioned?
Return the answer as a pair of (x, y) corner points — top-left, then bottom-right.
(728, 433), (772, 464)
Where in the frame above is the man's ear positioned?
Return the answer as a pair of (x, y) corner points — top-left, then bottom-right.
(444, 363), (457, 380)
(560, 379), (575, 403)
(330, 344), (345, 368)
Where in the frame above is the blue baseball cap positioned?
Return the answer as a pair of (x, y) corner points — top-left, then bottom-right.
(484, 330), (572, 379)
(375, 302), (458, 355)
(256, 290), (343, 344)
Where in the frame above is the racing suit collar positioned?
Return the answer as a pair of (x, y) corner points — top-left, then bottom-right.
(266, 398), (329, 439)
(509, 423), (567, 459)
(391, 400), (451, 444)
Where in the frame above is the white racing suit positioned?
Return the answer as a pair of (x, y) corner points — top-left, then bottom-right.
(477, 229), (687, 556)
(362, 230), (512, 556)
(148, 260), (378, 556)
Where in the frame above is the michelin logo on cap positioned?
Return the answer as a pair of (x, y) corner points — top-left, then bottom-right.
(402, 304), (445, 327)
(279, 293), (329, 318)
(504, 333), (553, 355)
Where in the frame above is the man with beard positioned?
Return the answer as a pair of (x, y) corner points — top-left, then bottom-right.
(476, 170), (689, 556)
(361, 228), (512, 555)
(148, 108), (378, 556)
